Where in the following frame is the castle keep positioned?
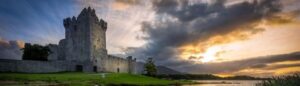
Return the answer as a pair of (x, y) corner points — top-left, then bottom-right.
(0, 7), (138, 73)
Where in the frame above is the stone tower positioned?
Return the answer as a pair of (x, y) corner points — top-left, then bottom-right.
(46, 7), (136, 73)
(61, 7), (108, 72)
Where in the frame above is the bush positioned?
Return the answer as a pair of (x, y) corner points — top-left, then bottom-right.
(258, 74), (300, 86)
(22, 43), (51, 61)
(144, 58), (157, 76)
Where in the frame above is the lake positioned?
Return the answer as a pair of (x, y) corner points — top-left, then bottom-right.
(184, 80), (262, 86)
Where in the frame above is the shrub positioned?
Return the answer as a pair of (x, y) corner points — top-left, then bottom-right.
(258, 74), (300, 86)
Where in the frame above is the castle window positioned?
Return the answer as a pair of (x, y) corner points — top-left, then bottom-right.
(93, 66), (97, 72)
(75, 65), (83, 72)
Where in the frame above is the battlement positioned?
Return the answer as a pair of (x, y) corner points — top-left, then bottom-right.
(63, 16), (77, 28)
(63, 7), (107, 31)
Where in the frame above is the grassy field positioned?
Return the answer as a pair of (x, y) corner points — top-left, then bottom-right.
(0, 72), (191, 86)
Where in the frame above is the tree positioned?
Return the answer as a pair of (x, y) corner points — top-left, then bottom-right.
(22, 43), (51, 61)
(144, 58), (157, 76)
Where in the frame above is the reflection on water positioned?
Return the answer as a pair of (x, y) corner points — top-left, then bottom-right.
(184, 80), (262, 86)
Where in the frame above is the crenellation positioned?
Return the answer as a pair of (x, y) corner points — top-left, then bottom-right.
(100, 19), (107, 31)
(63, 17), (71, 28)
(87, 6), (92, 12)
(71, 16), (77, 23)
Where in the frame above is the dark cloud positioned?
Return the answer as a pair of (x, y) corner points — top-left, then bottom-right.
(0, 38), (24, 60)
(125, 0), (290, 74)
(249, 64), (267, 69)
(152, 0), (226, 22)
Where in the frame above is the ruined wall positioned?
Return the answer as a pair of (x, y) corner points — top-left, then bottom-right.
(0, 59), (95, 73)
(134, 62), (145, 74)
(103, 55), (138, 73)
(105, 55), (129, 73)
(0, 59), (72, 73)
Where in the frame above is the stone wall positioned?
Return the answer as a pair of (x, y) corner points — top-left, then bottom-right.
(0, 59), (72, 73)
(105, 55), (129, 73)
(0, 59), (95, 73)
(0, 59), (180, 74)
(134, 62), (145, 74)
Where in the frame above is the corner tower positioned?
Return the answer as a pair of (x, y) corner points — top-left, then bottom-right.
(62, 7), (107, 72)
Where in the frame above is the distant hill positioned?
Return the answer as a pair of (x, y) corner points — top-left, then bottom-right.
(155, 74), (266, 80)
(157, 66), (182, 75)
(135, 62), (182, 75)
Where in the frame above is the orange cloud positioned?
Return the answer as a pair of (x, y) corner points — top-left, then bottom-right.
(0, 38), (24, 48)
(112, 0), (139, 11)
(264, 10), (300, 26)
(0, 38), (24, 60)
(15, 40), (25, 49)
(0, 39), (10, 47)
(219, 60), (300, 77)
(178, 25), (264, 62)
(274, 67), (300, 76)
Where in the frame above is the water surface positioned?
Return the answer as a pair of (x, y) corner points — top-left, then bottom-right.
(184, 80), (262, 86)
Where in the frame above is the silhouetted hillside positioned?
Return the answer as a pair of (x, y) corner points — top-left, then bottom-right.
(156, 74), (266, 80)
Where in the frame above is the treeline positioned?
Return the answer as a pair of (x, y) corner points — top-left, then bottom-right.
(22, 43), (51, 61)
(155, 74), (266, 80)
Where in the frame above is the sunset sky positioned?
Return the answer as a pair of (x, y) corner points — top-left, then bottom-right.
(0, 0), (300, 77)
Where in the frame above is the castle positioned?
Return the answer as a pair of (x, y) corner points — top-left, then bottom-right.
(48, 7), (137, 73)
(0, 7), (139, 73)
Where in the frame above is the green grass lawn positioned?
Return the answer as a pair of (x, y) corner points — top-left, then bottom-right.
(0, 72), (191, 86)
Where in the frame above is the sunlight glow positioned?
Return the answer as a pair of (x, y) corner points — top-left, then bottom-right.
(214, 74), (234, 78)
(181, 46), (223, 63)
(200, 47), (219, 63)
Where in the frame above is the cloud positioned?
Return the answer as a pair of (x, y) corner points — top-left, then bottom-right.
(127, 0), (282, 62)
(77, 0), (154, 54)
(180, 52), (300, 77)
(124, 0), (300, 76)
(0, 38), (24, 60)
(112, 0), (140, 11)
